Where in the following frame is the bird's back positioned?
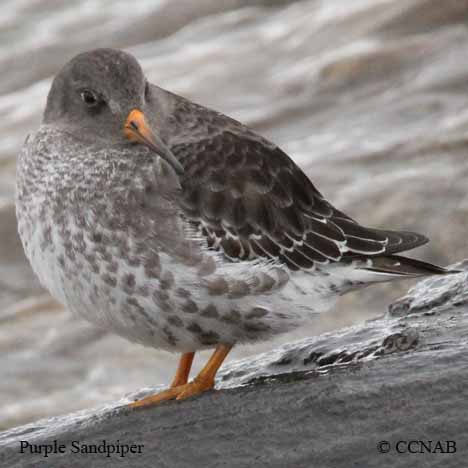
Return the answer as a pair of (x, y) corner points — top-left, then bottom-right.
(155, 87), (446, 280)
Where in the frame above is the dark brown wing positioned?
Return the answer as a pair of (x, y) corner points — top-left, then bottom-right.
(170, 129), (427, 271)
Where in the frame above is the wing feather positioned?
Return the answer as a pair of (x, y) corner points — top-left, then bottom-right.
(168, 106), (428, 271)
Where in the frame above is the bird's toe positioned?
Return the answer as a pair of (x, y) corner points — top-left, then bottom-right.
(128, 378), (215, 409)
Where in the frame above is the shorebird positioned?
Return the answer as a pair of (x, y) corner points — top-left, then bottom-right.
(16, 48), (450, 408)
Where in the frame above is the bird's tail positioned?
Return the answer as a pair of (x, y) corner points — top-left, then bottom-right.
(358, 254), (458, 279)
(318, 254), (459, 297)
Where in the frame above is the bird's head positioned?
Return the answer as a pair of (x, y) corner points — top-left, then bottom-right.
(43, 48), (183, 175)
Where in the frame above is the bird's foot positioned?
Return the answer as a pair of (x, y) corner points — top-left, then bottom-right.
(128, 377), (215, 409)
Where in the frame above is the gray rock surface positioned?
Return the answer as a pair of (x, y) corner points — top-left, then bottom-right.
(1, 264), (467, 468)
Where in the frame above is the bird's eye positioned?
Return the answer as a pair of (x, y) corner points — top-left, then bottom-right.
(80, 89), (100, 107)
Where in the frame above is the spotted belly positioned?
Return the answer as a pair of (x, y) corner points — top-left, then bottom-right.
(23, 212), (363, 348)
(18, 208), (332, 351)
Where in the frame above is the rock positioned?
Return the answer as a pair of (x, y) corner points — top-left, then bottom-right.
(1, 264), (467, 468)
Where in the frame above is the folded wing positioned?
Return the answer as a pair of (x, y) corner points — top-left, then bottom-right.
(172, 129), (428, 271)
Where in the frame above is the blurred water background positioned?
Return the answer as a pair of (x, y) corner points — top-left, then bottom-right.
(1, 0), (467, 430)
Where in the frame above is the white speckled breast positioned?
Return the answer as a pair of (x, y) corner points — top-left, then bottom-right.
(15, 126), (343, 352)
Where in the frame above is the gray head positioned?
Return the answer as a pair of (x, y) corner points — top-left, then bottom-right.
(44, 48), (183, 174)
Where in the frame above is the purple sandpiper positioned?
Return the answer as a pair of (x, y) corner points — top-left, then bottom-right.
(15, 48), (452, 407)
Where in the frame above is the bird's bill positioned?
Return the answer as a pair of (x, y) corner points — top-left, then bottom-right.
(123, 109), (184, 175)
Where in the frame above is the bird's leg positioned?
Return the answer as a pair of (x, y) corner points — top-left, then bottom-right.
(175, 344), (232, 400)
(170, 352), (195, 387)
(129, 344), (232, 409)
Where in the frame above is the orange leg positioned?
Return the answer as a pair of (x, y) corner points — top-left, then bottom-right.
(170, 352), (195, 387)
(129, 344), (232, 409)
